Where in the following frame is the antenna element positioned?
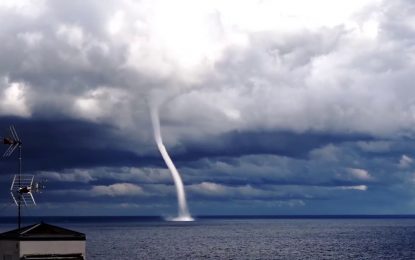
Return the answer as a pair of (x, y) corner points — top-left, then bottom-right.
(2, 125), (24, 231)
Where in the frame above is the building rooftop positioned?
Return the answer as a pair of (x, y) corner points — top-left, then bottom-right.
(0, 222), (86, 241)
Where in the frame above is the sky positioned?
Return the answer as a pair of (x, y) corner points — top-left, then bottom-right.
(1, 0), (415, 216)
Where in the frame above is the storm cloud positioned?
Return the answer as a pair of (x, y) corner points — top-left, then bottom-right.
(1, 0), (415, 216)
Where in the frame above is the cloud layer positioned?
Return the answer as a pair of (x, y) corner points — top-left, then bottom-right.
(1, 0), (415, 215)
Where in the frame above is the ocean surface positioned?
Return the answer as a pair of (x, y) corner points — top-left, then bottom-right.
(1, 216), (415, 259)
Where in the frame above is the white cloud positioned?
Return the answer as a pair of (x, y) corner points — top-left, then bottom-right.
(73, 87), (129, 123)
(91, 183), (144, 197)
(0, 78), (31, 117)
(0, 0), (46, 18)
(188, 182), (271, 198)
(309, 144), (341, 162)
(56, 25), (85, 49)
(347, 168), (373, 181)
(107, 10), (125, 35)
(357, 141), (392, 153)
(190, 182), (227, 196)
(399, 155), (413, 169)
(38, 166), (175, 185)
(37, 169), (96, 183)
(337, 185), (368, 191)
(17, 31), (43, 47)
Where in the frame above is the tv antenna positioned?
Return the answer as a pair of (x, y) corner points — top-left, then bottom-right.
(2, 125), (44, 231)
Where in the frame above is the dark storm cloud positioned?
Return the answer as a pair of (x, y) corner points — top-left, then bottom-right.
(0, 116), (374, 175)
(173, 130), (373, 161)
(0, 116), (160, 173)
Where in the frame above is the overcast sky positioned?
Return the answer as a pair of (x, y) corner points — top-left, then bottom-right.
(1, 0), (415, 216)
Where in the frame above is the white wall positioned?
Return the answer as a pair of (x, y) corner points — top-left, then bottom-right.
(20, 241), (86, 257)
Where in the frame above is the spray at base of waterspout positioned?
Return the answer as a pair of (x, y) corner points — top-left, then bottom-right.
(166, 215), (195, 222)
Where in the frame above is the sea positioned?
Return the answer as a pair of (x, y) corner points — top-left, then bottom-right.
(1, 216), (415, 259)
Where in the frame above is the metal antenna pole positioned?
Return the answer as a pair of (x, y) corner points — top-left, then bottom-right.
(18, 144), (22, 232)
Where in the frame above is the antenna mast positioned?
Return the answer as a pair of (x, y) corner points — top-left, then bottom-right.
(3, 125), (23, 231)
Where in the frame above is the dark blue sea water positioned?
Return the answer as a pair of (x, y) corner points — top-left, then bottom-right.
(1, 216), (415, 259)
